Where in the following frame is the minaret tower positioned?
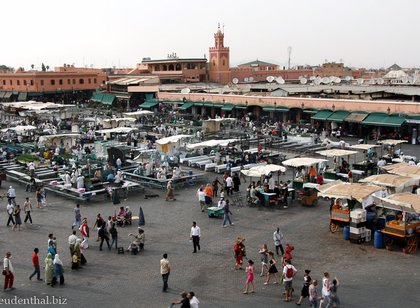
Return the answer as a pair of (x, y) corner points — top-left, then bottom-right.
(208, 23), (230, 84)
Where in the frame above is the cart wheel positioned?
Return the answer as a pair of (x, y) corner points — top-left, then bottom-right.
(385, 238), (394, 251)
(406, 237), (418, 254)
(329, 222), (339, 233)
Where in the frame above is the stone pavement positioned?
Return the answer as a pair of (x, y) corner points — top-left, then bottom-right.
(0, 146), (419, 307)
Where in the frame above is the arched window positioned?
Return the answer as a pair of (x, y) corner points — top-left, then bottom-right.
(222, 59), (225, 66)
(175, 64), (181, 71)
(213, 60), (216, 66)
(155, 65), (160, 71)
(162, 65), (167, 71)
(169, 64), (175, 71)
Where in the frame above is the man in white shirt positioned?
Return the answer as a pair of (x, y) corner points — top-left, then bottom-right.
(7, 186), (16, 205)
(225, 175), (233, 196)
(68, 230), (78, 257)
(28, 161), (35, 176)
(76, 175), (84, 189)
(6, 202), (15, 227)
(197, 187), (206, 212)
(190, 222), (201, 253)
(273, 227), (284, 256)
(282, 259), (297, 302)
(268, 176), (275, 192)
(3, 252), (14, 290)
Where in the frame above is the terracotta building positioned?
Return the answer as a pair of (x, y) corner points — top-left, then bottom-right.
(208, 25), (231, 84)
(0, 66), (107, 101)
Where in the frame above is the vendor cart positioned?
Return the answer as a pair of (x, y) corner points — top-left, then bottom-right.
(374, 193), (420, 254)
(207, 206), (223, 218)
(299, 183), (318, 206)
(329, 207), (351, 233)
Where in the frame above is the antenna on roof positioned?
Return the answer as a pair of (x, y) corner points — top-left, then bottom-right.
(287, 46), (292, 69)
(232, 78), (239, 84)
(377, 78), (384, 85)
(181, 88), (191, 94)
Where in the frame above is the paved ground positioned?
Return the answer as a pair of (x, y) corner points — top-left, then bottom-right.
(0, 141), (419, 308)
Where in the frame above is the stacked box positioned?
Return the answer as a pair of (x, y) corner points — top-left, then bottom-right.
(350, 209), (367, 221)
(350, 226), (366, 234)
(350, 209), (367, 244)
(364, 229), (372, 242)
(350, 221), (367, 228)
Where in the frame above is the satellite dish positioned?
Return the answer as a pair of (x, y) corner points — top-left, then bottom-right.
(314, 77), (322, 85)
(321, 77), (330, 84)
(275, 77), (285, 84)
(345, 76), (351, 82)
(181, 88), (191, 94)
(377, 78), (384, 85)
(356, 78), (364, 85)
(300, 78), (307, 85)
(232, 78), (239, 84)
(309, 76), (316, 81)
(334, 77), (341, 84)
(248, 77), (254, 82)
(369, 79), (376, 85)
(298, 76), (303, 80)
(266, 76), (275, 83)
(244, 77), (249, 82)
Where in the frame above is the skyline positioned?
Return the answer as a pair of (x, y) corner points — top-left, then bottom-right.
(1, 0), (419, 70)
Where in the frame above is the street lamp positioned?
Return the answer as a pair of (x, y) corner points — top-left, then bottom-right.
(301, 102), (305, 109)
(332, 104), (335, 111)
(387, 107), (391, 115)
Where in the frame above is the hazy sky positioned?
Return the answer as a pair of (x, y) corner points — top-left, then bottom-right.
(2, 0), (419, 70)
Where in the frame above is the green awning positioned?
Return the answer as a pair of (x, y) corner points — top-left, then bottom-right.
(362, 113), (406, 127)
(312, 110), (333, 121)
(91, 92), (104, 102)
(17, 92), (27, 101)
(101, 93), (116, 105)
(3, 92), (12, 99)
(345, 112), (368, 123)
(193, 102), (204, 106)
(145, 93), (155, 100)
(263, 106), (289, 112)
(203, 103), (214, 107)
(139, 100), (158, 108)
(221, 104), (234, 111)
(179, 102), (193, 110)
(303, 108), (319, 114)
(234, 104), (247, 109)
(327, 110), (350, 122)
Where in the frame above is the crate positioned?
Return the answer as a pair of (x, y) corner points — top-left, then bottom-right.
(349, 237), (365, 244)
(349, 233), (362, 240)
(350, 226), (366, 235)
(351, 217), (366, 223)
(350, 209), (367, 220)
(331, 212), (350, 220)
(350, 221), (367, 228)
(365, 235), (371, 242)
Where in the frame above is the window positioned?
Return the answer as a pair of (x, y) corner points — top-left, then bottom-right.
(2, 80), (5, 86)
(17, 80), (20, 86)
(213, 60), (216, 66)
(50, 79), (55, 85)
(10, 80), (13, 85)
(94, 78), (96, 84)
(168, 64), (174, 71)
(222, 60), (225, 66)
(88, 78), (91, 84)
(79, 79), (84, 84)
(72, 79), (76, 85)
(67, 79), (71, 85)
(59, 79), (63, 85)
(175, 64), (181, 71)
(41, 80), (44, 86)
(162, 65), (167, 71)
(30, 80), (34, 86)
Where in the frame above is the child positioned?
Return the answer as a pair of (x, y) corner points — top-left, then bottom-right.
(71, 252), (79, 270)
(243, 260), (255, 294)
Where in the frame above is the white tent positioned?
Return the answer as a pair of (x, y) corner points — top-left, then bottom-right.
(1, 125), (37, 133)
(102, 117), (137, 128)
(123, 110), (154, 118)
(38, 133), (80, 147)
(186, 139), (237, 150)
(155, 134), (193, 155)
(241, 164), (286, 177)
(282, 157), (328, 168)
(155, 135), (193, 145)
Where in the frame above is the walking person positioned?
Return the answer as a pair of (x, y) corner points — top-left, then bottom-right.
(23, 197), (33, 224)
(204, 183), (213, 206)
(273, 227), (284, 256)
(197, 186), (206, 212)
(264, 252), (279, 285)
(234, 237), (246, 270)
(187, 292), (200, 308)
(225, 174), (233, 196)
(232, 172), (241, 192)
(93, 213), (104, 242)
(222, 199), (234, 227)
(98, 224), (110, 251)
(190, 222), (201, 253)
(51, 254), (64, 287)
(296, 269), (312, 305)
(80, 218), (89, 249)
(72, 204), (82, 230)
(47, 241), (57, 260)
(6, 201), (15, 227)
(29, 248), (42, 281)
(309, 279), (321, 308)
(68, 230), (78, 258)
(171, 291), (190, 308)
(165, 180), (176, 201)
(212, 178), (222, 197)
(320, 272), (332, 308)
(160, 253), (170, 292)
(12, 204), (22, 231)
(243, 260), (255, 294)
(258, 244), (269, 277)
(44, 253), (53, 285)
(329, 277), (340, 308)
(36, 187), (43, 208)
(3, 252), (15, 291)
(282, 259), (297, 302)
(7, 186), (16, 205)
(109, 223), (118, 251)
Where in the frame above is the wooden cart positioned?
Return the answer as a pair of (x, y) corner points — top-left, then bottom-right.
(207, 206), (223, 218)
(381, 220), (420, 254)
(329, 208), (350, 233)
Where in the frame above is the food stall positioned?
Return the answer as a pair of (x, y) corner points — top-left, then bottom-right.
(155, 134), (193, 156)
(101, 117), (137, 129)
(318, 180), (385, 234)
(378, 139), (408, 163)
(373, 193), (420, 254)
(359, 174), (418, 194)
(282, 157), (328, 189)
(316, 149), (358, 181)
(349, 144), (381, 176)
(202, 118), (236, 133)
(381, 162), (420, 179)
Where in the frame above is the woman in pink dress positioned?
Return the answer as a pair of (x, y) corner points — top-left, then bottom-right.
(243, 260), (255, 294)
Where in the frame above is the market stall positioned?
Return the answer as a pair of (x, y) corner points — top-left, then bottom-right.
(373, 193), (420, 253)
(202, 118), (236, 133)
(101, 117), (136, 129)
(155, 134), (193, 156)
(381, 162), (420, 179)
(359, 174), (417, 194)
(316, 149), (358, 181)
(378, 139), (408, 163)
(282, 157), (328, 189)
(186, 139), (237, 150)
(349, 144), (381, 176)
(123, 110), (154, 119)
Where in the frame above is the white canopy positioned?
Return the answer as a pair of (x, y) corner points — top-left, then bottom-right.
(38, 133), (80, 146)
(359, 174), (417, 189)
(204, 118), (237, 122)
(241, 164), (286, 177)
(155, 134), (193, 145)
(316, 149), (358, 157)
(378, 139), (408, 146)
(1, 125), (37, 133)
(186, 139), (237, 150)
(123, 110), (154, 118)
(382, 163), (420, 179)
(373, 193), (420, 214)
(95, 127), (136, 134)
(1, 101), (74, 110)
(318, 180), (385, 206)
(282, 157), (328, 168)
(349, 144), (381, 151)
(102, 117), (136, 123)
